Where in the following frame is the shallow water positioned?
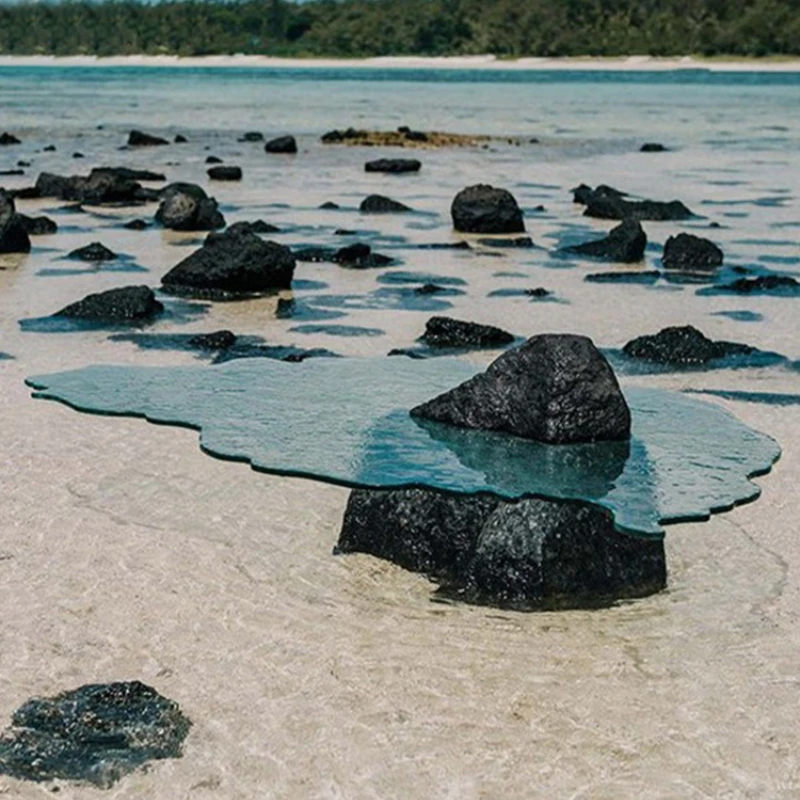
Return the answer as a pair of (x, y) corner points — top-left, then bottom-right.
(2, 66), (800, 798)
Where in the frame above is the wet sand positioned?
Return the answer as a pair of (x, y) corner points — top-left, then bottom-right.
(0, 79), (799, 797)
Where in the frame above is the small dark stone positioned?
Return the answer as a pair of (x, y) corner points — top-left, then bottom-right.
(155, 183), (225, 231)
(364, 158), (421, 174)
(477, 236), (534, 248)
(17, 214), (57, 235)
(334, 229), (356, 236)
(321, 128), (366, 143)
(334, 242), (393, 268)
(563, 219), (647, 262)
(404, 130), (428, 142)
(336, 488), (666, 610)
(187, 330), (237, 349)
(525, 287), (551, 297)
(0, 681), (190, 788)
(43, 145), (56, 152)
(0, 169), (24, 176)
(240, 132), (264, 142)
(585, 270), (661, 284)
(360, 194), (412, 213)
(451, 184), (525, 234)
(583, 189), (694, 221)
(128, 130), (169, 147)
(123, 218), (149, 230)
(640, 143), (668, 152)
(174, 134), (188, 144)
(68, 241), (117, 261)
(623, 325), (754, 365)
(709, 221), (721, 229)
(0, 132), (21, 145)
(319, 201), (340, 210)
(717, 275), (799, 294)
(415, 283), (446, 295)
(572, 183), (627, 205)
(17, 161), (31, 167)
(55, 286), (163, 321)
(161, 225), (295, 296)
(72, 152), (84, 159)
(662, 233), (723, 271)
(206, 156), (223, 164)
(411, 333), (631, 445)
(264, 135), (297, 154)
(207, 165), (242, 181)
(419, 316), (514, 349)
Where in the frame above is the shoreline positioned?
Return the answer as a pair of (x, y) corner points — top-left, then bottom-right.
(1, 53), (800, 72)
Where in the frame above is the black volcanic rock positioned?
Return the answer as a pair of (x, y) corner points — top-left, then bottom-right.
(0, 681), (190, 787)
(208, 165), (242, 181)
(451, 184), (525, 234)
(572, 183), (628, 205)
(68, 241), (117, 261)
(16, 214), (57, 236)
(55, 286), (163, 322)
(128, 130), (169, 146)
(187, 330), (237, 349)
(563, 219), (646, 262)
(264, 135), (297, 154)
(662, 233), (723, 271)
(364, 158), (421, 173)
(716, 275), (800, 294)
(161, 225), (295, 296)
(360, 194), (411, 213)
(174, 134), (188, 143)
(623, 325), (754, 365)
(0, 132), (21, 145)
(584, 193), (694, 221)
(206, 155), (223, 164)
(419, 316), (514, 348)
(0, 190), (31, 254)
(640, 143), (668, 152)
(336, 488), (666, 610)
(411, 334), (631, 444)
(155, 183), (225, 231)
(334, 242), (393, 268)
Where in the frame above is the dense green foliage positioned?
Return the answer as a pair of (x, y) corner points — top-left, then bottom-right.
(0, 0), (799, 58)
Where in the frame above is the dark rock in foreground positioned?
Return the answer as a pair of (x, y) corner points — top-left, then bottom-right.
(17, 214), (57, 236)
(264, 135), (297, 154)
(0, 190), (31, 254)
(0, 132), (21, 145)
(161, 225), (295, 297)
(128, 130), (169, 146)
(563, 219), (646, 262)
(451, 184), (524, 234)
(336, 488), (666, 610)
(623, 325), (754, 365)
(662, 232), (723, 271)
(360, 194), (411, 213)
(0, 681), (190, 788)
(364, 158), (421, 173)
(68, 241), (117, 261)
(208, 165), (242, 181)
(411, 334), (631, 445)
(55, 286), (163, 322)
(419, 316), (514, 348)
(155, 183), (225, 231)
(188, 330), (237, 349)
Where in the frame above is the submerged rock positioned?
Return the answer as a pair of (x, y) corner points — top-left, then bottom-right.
(0, 190), (31, 254)
(55, 286), (163, 322)
(187, 330), (237, 349)
(451, 184), (525, 234)
(364, 158), (421, 173)
(264, 135), (297, 154)
(419, 316), (514, 348)
(68, 241), (117, 261)
(208, 165), (242, 181)
(360, 194), (412, 213)
(123, 218), (149, 230)
(563, 219), (646, 262)
(0, 681), (190, 787)
(155, 183), (225, 231)
(477, 236), (534, 248)
(662, 233), (723, 271)
(623, 325), (755, 365)
(128, 129), (169, 146)
(640, 142), (668, 152)
(336, 488), (666, 610)
(17, 214), (57, 236)
(715, 275), (800, 294)
(411, 334), (631, 445)
(161, 225), (295, 296)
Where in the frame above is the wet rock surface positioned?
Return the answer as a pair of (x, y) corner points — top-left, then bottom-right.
(128, 130), (169, 146)
(411, 334), (631, 444)
(623, 325), (756, 365)
(364, 158), (421, 173)
(155, 183), (225, 231)
(662, 233), (724, 271)
(360, 194), (412, 213)
(68, 241), (117, 262)
(336, 487), (667, 610)
(0, 681), (190, 788)
(54, 285), (164, 322)
(714, 275), (800, 294)
(264, 135), (298, 154)
(563, 219), (646, 262)
(33, 168), (157, 205)
(419, 316), (514, 348)
(187, 330), (237, 349)
(161, 225), (295, 297)
(640, 142), (668, 152)
(451, 184), (525, 234)
(577, 185), (694, 220)
(208, 165), (242, 181)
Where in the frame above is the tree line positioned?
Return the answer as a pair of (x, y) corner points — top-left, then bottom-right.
(0, 0), (798, 58)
